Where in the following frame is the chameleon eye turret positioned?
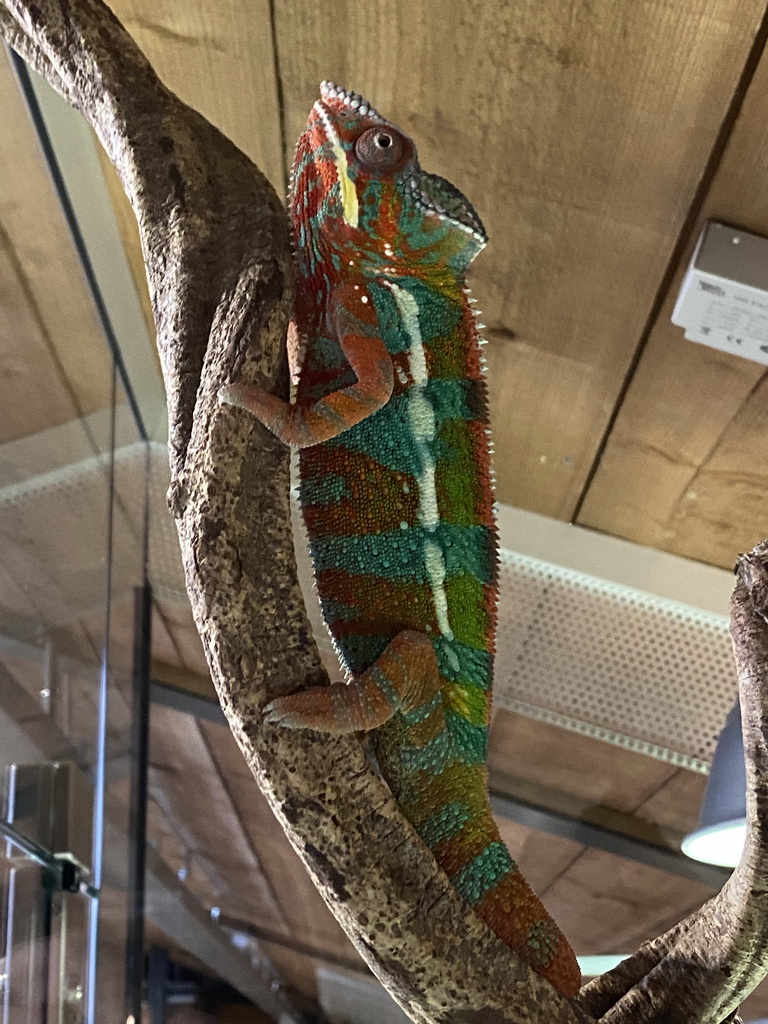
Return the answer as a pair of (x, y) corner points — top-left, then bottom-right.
(354, 127), (407, 171)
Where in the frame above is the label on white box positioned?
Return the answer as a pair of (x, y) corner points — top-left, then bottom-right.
(673, 271), (768, 365)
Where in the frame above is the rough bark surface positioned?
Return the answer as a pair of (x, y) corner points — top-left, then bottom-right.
(3, 2), (768, 1021)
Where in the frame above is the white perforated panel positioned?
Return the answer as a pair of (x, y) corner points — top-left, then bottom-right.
(494, 552), (736, 772)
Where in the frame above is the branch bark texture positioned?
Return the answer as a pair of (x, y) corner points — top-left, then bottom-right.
(3, 3), (768, 1021)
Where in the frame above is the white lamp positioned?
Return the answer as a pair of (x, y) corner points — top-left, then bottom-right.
(681, 702), (746, 868)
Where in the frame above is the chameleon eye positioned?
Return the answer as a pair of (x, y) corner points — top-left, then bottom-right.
(354, 127), (406, 170)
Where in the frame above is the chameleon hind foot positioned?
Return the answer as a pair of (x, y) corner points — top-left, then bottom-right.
(264, 629), (441, 734)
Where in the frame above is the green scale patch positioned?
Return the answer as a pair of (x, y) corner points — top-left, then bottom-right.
(451, 841), (512, 907)
(433, 636), (492, 688)
(416, 801), (471, 847)
(310, 522), (494, 583)
(369, 277), (463, 355)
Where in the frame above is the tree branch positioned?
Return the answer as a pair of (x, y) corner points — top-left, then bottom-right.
(579, 545), (768, 1022)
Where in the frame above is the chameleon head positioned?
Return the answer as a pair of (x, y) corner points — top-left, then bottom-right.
(290, 82), (488, 276)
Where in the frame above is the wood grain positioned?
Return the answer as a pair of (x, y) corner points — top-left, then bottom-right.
(578, 36), (768, 567)
(274, 0), (766, 519)
(545, 848), (715, 955)
(488, 710), (678, 814)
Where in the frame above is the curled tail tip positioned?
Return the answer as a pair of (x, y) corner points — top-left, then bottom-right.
(547, 946), (581, 998)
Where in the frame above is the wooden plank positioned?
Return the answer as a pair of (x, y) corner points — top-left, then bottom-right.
(488, 710), (677, 814)
(0, 50), (112, 440)
(632, 767), (708, 839)
(578, 41), (768, 567)
(545, 847), (715, 955)
(151, 659), (218, 702)
(102, 0), (284, 191)
(274, 0), (766, 519)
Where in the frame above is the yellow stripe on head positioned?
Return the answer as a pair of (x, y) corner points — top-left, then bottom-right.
(314, 102), (359, 228)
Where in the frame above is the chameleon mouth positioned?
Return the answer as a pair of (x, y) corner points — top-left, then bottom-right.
(406, 172), (488, 243)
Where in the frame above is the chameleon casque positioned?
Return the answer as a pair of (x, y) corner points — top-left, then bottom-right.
(220, 82), (581, 997)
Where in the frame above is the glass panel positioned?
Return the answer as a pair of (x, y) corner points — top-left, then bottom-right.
(0, 832), (54, 1024)
(91, 379), (147, 1023)
(0, 45), (150, 1020)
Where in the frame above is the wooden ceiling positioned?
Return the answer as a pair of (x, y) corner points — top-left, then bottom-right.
(5, 0), (768, 1019)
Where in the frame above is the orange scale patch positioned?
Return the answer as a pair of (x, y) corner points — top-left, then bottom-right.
(303, 447), (418, 537)
(316, 569), (433, 633)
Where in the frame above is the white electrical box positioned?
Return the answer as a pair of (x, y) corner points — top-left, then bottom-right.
(672, 221), (768, 365)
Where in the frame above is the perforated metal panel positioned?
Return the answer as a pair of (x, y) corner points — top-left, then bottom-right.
(494, 552), (735, 772)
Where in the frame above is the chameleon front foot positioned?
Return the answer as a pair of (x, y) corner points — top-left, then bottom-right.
(218, 382), (276, 419)
(264, 630), (441, 734)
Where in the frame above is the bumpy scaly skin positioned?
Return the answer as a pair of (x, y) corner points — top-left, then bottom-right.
(221, 83), (581, 997)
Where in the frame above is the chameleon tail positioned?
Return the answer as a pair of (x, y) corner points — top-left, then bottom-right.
(401, 766), (581, 997)
(265, 629), (580, 996)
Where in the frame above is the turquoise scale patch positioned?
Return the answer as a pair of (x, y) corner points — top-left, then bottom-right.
(444, 709), (488, 764)
(405, 278), (462, 342)
(301, 473), (349, 507)
(401, 692), (442, 726)
(369, 665), (401, 710)
(366, 277), (462, 353)
(310, 523), (493, 584)
(433, 637), (491, 688)
(424, 378), (475, 422)
(401, 727), (455, 774)
(319, 597), (360, 624)
(416, 801), (471, 847)
(525, 919), (561, 964)
(367, 282), (413, 355)
(306, 334), (347, 369)
(335, 632), (390, 673)
(452, 841), (512, 907)
(359, 180), (384, 234)
(330, 392), (433, 477)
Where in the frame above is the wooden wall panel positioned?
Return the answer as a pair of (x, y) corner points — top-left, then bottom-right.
(547, 849), (714, 955)
(579, 41), (768, 567)
(149, 706), (288, 930)
(274, 0), (767, 520)
(488, 710), (678, 814)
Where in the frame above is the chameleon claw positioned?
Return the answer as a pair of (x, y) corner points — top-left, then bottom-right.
(263, 698), (290, 726)
(218, 383), (250, 409)
(263, 696), (312, 730)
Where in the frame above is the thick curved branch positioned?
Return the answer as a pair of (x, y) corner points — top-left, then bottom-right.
(0, 2), (592, 1022)
(579, 544), (768, 1023)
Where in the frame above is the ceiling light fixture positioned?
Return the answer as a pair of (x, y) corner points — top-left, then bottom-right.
(681, 702), (746, 868)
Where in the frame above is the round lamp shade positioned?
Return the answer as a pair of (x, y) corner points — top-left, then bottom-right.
(681, 702), (746, 869)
